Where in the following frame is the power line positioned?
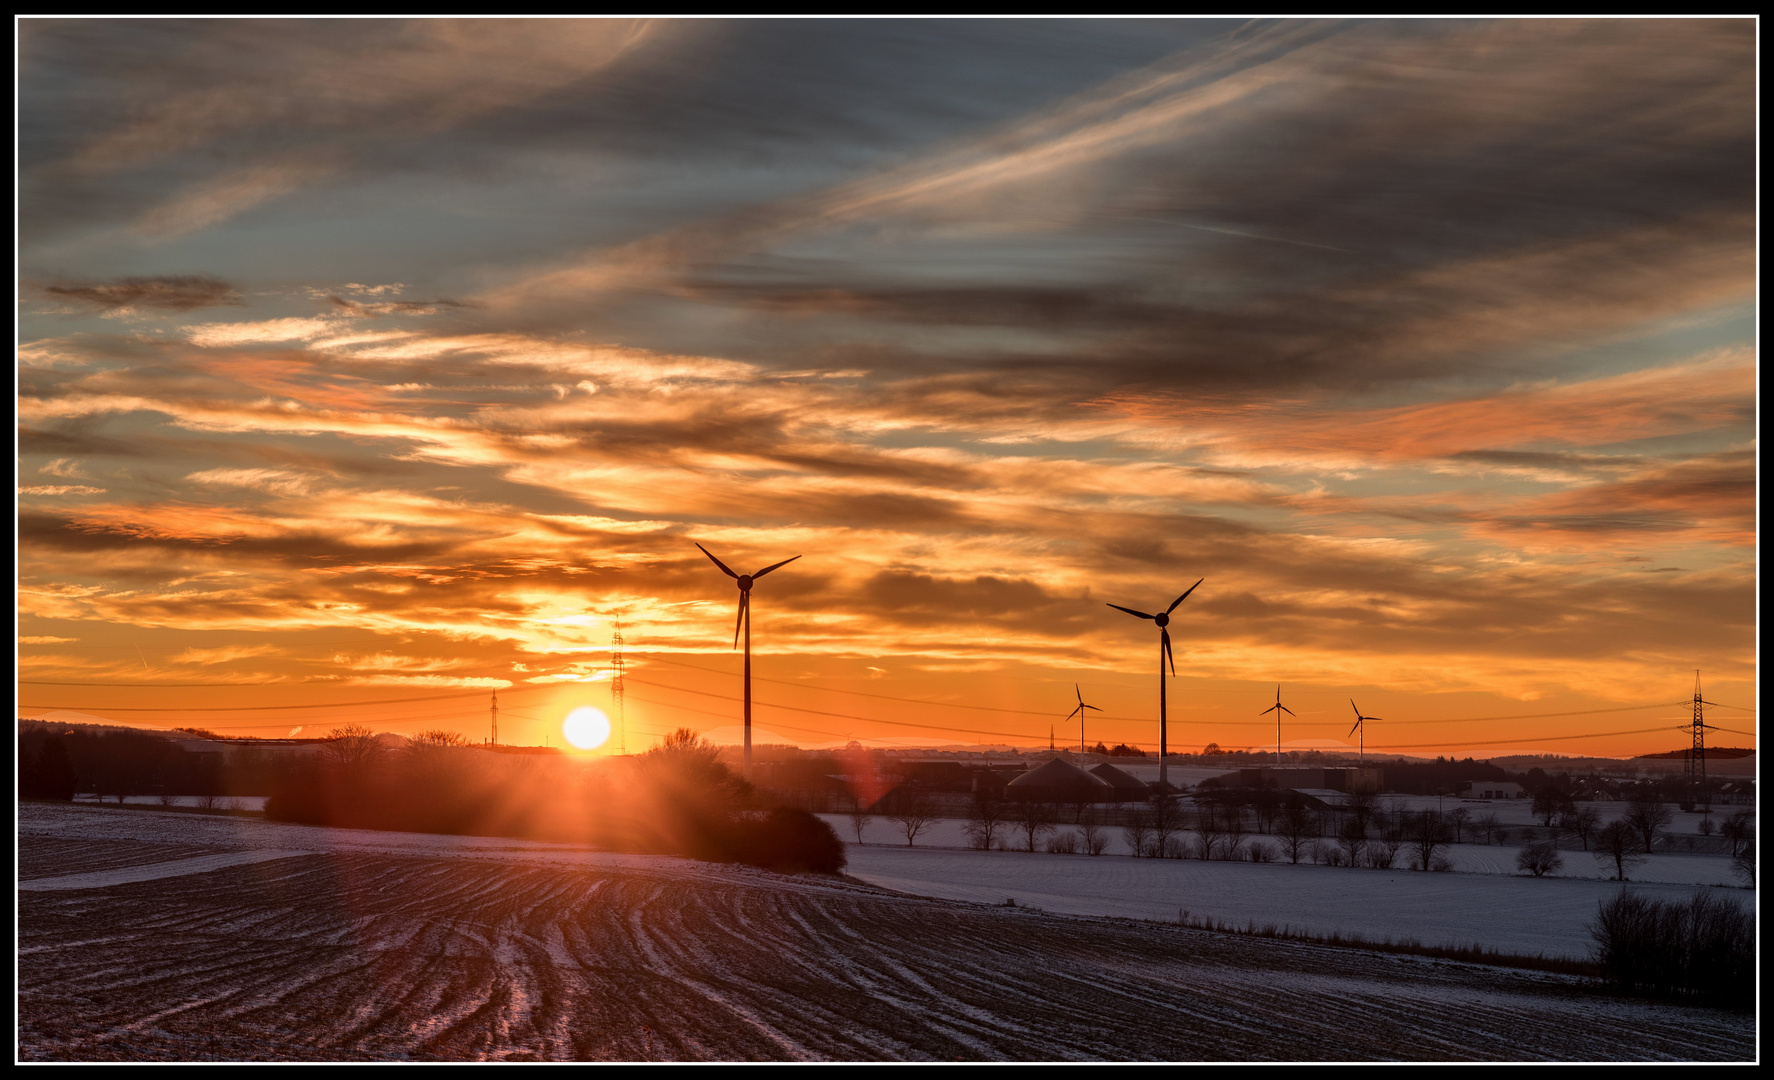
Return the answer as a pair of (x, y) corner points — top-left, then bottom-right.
(17, 683), (558, 711)
(1370, 726), (1712, 751)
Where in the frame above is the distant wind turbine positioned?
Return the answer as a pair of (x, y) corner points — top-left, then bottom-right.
(1261, 685), (1294, 766)
(1065, 683), (1103, 754)
(1348, 699), (1383, 766)
(1108, 578), (1202, 793)
(697, 543), (801, 782)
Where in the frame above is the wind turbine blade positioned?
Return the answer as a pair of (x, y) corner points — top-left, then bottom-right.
(696, 543), (739, 579)
(1279, 705), (1296, 716)
(732, 592), (747, 649)
(1348, 718), (1362, 737)
(1065, 705), (1083, 722)
(1162, 628), (1175, 676)
(1350, 698), (1362, 718)
(1166, 579), (1204, 613)
(751, 554), (802, 579)
(1075, 683), (1084, 705)
(1107, 603), (1155, 620)
(1083, 704), (1103, 712)
(1260, 704), (1279, 716)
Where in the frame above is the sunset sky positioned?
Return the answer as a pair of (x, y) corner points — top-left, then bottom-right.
(17, 18), (1756, 758)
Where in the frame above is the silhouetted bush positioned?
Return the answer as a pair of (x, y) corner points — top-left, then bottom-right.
(1516, 842), (1563, 878)
(717, 808), (847, 874)
(1591, 889), (1753, 1006)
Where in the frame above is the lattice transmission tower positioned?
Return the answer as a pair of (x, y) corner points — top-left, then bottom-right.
(1685, 671), (1721, 809)
(490, 690), (498, 746)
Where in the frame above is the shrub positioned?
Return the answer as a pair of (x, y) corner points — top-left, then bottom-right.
(1247, 841), (1277, 863)
(1591, 889), (1753, 1005)
(1046, 830), (1079, 854)
(1362, 841), (1400, 870)
(1078, 814), (1109, 856)
(1516, 842), (1563, 878)
(721, 808), (847, 874)
(1430, 852), (1455, 873)
(1161, 836), (1188, 859)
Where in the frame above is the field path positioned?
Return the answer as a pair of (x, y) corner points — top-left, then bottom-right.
(17, 804), (1754, 1062)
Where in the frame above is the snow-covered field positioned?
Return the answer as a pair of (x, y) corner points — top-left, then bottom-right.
(822, 815), (1750, 959)
(72, 794), (269, 812)
(18, 803), (1756, 1061)
(826, 814), (1745, 885)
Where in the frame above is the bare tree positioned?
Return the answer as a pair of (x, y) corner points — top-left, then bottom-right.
(1148, 793), (1182, 857)
(1221, 796), (1247, 861)
(1731, 846), (1754, 888)
(1012, 796), (1056, 853)
(322, 723), (387, 780)
(1475, 813), (1501, 845)
(1516, 841), (1563, 878)
(1336, 815), (1367, 868)
(886, 784), (938, 847)
(845, 795), (873, 845)
(1364, 836), (1402, 870)
(962, 787), (1005, 851)
(1344, 787), (1378, 837)
(1077, 810), (1109, 856)
(1409, 810), (1448, 872)
(1623, 792), (1673, 854)
(1719, 810), (1754, 859)
(1593, 820), (1646, 882)
(1532, 783), (1574, 827)
(1195, 799), (1241, 861)
(1252, 787), (1280, 835)
(1277, 795), (1318, 865)
(1121, 805), (1152, 859)
(1446, 807), (1470, 844)
(1559, 805), (1601, 851)
(410, 728), (470, 748)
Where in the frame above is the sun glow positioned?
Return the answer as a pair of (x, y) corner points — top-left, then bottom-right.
(562, 706), (612, 750)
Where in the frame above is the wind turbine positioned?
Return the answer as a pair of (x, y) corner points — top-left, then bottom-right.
(1261, 685), (1294, 767)
(1108, 578), (1202, 792)
(1348, 699), (1383, 766)
(697, 543), (800, 782)
(1065, 683), (1103, 754)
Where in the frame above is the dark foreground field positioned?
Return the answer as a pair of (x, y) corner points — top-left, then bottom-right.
(17, 803), (1754, 1062)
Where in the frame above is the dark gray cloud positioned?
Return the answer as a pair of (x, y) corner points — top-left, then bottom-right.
(41, 274), (242, 313)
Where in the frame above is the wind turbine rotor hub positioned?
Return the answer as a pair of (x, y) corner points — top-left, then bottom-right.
(1153, 613), (1169, 628)
(737, 576), (754, 590)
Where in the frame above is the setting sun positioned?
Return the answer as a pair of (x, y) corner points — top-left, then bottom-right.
(562, 707), (612, 750)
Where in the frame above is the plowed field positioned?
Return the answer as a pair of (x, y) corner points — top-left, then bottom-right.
(17, 803), (1753, 1062)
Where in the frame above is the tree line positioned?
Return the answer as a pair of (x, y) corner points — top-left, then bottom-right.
(262, 725), (845, 874)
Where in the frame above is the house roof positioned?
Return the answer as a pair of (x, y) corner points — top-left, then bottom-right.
(1007, 757), (1111, 789)
(1087, 762), (1149, 790)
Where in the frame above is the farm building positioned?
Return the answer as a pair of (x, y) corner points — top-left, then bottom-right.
(1006, 758), (1112, 803)
(1087, 762), (1151, 801)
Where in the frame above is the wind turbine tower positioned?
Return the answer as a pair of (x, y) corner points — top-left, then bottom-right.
(1108, 578), (1202, 793)
(697, 543), (801, 782)
(1065, 683), (1103, 754)
(1348, 699), (1382, 766)
(1261, 685), (1295, 766)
